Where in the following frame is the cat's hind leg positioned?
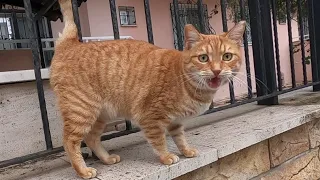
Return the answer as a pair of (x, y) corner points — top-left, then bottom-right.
(84, 111), (121, 165)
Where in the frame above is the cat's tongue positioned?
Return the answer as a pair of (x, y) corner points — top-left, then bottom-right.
(208, 77), (221, 89)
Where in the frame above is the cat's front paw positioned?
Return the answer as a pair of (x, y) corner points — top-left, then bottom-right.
(102, 154), (121, 165)
(79, 167), (97, 179)
(182, 148), (199, 158)
(160, 153), (180, 165)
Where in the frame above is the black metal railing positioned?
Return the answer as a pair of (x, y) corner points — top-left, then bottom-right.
(170, 0), (214, 50)
(0, 4), (54, 67)
(1, 0), (320, 169)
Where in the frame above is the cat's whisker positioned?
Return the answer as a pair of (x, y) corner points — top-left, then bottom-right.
(231, 78), (247, 92)
(180, 74), (197, 85)
(231, 76), (253, 94)
(200, 78), (206, 94)
(231, 73), (261, 90)
(232, 72), (263, 84)
(178, 72), (198, 79)
(180, 73), (212, 87)
(181, 76), (193, 83)
(226, 77), (235, 90)
(232, 72), (271, 93)
(194, 78), (201, 95)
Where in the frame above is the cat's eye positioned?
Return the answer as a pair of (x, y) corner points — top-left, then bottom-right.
(198, 54), (209, 63)
(222, 53), (233, 61)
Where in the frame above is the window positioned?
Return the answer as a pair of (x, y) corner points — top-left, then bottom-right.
(118, 6), (136, 26)
(302, 17), (309, 37)
(0, 16), (14, 50)
(0, 17), (13, 40)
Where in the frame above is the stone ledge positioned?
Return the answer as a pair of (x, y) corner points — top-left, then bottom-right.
(0, 68), (50, 85)
(1, 89), (320, 180)
(1, 132), (218, 180)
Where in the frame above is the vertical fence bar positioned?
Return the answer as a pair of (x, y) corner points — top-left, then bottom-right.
(220, 0), (236, 104)
(109, 0), (120, 40)
(248, 0), (278, 105)
(0, 9), (4, 49)
(35, 21), (46, 68)
(173, 0), (183, 51)
(23, 0), (53, 150)
(47, 20), (54, 38)
(308, 0), (320, 91)
(239, 0), (252, 98)
(285, 0), (296, 88)
(270, 0), (282, 91)
(197, 0), (205, 34)
(47, 19), (54, 66)
(11, 12), (22, 48)
(144, 0), (154, 44)
(71, 0), (82, 41)
(260, 0), (277, 103)
(248, 0), (266, 96)
(220, 0), (228, 32)
(125, 120), (133, 130)
(297, 0), (307, 85)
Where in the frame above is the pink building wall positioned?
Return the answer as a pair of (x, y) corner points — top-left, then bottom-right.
(293, 40), (312, 84)
(86, 0), (175, 48)
(50, 0), (307, 102)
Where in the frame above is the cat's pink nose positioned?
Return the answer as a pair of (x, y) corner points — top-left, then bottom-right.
(212, 70), (221, 77)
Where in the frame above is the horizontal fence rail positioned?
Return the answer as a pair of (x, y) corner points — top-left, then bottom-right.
(1, 0), (320, 169)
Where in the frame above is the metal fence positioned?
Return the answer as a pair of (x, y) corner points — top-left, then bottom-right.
(1, 0), (320, 169)
(0, 4), (54, 67)
(170, 1), (215, 49)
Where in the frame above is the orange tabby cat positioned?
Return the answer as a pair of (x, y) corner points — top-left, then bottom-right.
(50, 0), (246, 178)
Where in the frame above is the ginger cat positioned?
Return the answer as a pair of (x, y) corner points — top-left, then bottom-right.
(50, 0), (246, 178)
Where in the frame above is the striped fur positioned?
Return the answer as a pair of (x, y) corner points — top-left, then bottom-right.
(50, 0), (246, 178)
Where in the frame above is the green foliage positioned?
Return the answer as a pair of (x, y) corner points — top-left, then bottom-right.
(305, 56), (311, 65)
(293, 41), (311, 65)
(222, 0), (308, 22)
(222, 0), (311, 65)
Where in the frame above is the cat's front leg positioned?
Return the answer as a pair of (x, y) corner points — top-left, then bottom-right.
(139, 119), (180, 165)
(167, 123), (199, 158)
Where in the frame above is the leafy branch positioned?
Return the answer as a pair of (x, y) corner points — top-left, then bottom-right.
(208, 0), (311, 65)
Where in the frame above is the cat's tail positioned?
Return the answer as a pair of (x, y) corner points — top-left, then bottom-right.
(56, 0), (78, 46)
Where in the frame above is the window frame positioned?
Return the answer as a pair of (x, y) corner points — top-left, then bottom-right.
(118, 6), (137, 26)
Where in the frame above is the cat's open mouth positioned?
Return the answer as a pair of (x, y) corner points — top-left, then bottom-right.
(207, 77), (221, 89)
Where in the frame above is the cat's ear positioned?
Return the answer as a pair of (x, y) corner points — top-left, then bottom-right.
(184, 24), (202, 50)
(225, 21), (246, 45)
